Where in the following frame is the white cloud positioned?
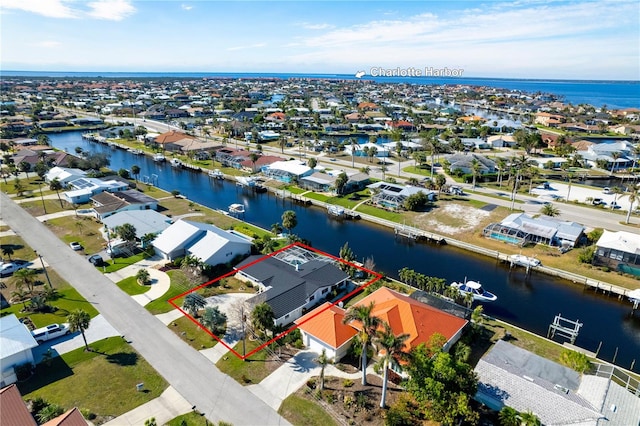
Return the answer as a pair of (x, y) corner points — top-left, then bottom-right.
(86, 0), (136, 21)
(298, 22), (335, 31)
(1, 0), (78, 19)
(226, 43), (266, 51)
(181, 4), (193, 11)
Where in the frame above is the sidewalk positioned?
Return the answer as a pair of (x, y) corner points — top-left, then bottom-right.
(102, 386), (193, 426)
(104, 256), (172, 307)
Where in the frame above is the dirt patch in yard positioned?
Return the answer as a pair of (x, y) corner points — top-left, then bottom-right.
(413, 203), (494, 235)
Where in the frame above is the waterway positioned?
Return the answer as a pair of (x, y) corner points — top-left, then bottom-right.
(50, 131), (640, 372)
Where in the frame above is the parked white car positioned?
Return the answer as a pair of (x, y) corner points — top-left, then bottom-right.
(0, 260), (29, 277)
(31, 323), (71, 343)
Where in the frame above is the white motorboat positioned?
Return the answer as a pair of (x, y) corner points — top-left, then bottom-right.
(509, 254), (541, 268)
(208, 169), (224, 179)
(153, 153), (166, 162)
(170, 158), (183, 168)
(450, 279), (497, 302)
(228, 203), (245, 215)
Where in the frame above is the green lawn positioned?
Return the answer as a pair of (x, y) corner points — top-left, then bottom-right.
(102, 251), (153, 273)
(279, 393), (339, 426)
(215, 339), (270, 385)
(402, 165), (433, 176)
(116, 276), (152, 296)
(355, 204), (404, 222)
(327, 193), (370, 209)
(304, 192), (330, 202)
(18, 337), (168, 421)
(45, 215), (106, 255)
(145, 269), (195, 315)
(166, 411), (211, 426)
(283, 186), (306, 195)
(168, 315), (220, 350)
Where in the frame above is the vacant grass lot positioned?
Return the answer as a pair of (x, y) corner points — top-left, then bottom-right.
(45, 215), (106, 254)
(215, 339), (270, 384)
(18, 337), (167, 423)
(168, 315), (219, 350)
(279, 393), (339, 426)
(355, 204), (404, 222)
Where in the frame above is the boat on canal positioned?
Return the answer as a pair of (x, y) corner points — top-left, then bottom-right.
(450, 278), (497, 302)
(153, 153), (166, 162)
(170, 158), (183, 168)
(228, 203), (245, 215)
(208, 169), (224, 179)
(509, 254), (541, 268)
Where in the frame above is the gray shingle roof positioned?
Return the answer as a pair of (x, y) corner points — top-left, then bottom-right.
(236, 256), (347, 319)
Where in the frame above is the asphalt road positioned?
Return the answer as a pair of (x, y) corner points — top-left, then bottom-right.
(0, 192), (290, 426)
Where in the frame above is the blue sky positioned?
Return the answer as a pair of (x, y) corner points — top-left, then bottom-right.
(1, 0), (639, 80)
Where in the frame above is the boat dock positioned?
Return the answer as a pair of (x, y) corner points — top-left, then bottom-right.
(394, 224), (444, 243)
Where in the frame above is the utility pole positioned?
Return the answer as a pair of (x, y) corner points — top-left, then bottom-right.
(34, 250), (52, 288)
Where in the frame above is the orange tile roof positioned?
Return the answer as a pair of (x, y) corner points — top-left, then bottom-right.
(155, 130), (196, 144)
(353, 287), (467, 352)
(42, 407), (87, 426)
(295, 302), (358, 349)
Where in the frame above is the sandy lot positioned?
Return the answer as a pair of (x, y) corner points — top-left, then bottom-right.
(415, 203), (493, 235)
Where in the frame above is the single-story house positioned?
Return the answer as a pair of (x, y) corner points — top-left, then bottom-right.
(44, 166), (87, 185)
(483, 213), (585, 248)
(152, 220), (252, 266)
(261, 160), (312, 183)
(446, 153), (496, 175)
(475, 340), (640, 425)
(344, 142), (390, 158)
(0, 315), (39, 387)
(239, 154), (283, 173)
(63, 177), (129, 204)
(486, 135), (517, 148)
(215, 148), (251, 169)
(102, 210), (172, 244)
(295, 287), (468, 362)
(235, 250), (349, 326)
(367, 181), (436, 210)
(152, 130), (197, 151)
(594, 230), (640, 277)
(91, 189), (158, 220)
(299, 172), (337, 192)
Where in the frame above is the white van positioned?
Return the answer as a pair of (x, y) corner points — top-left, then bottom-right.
(31, 323), (71, 343)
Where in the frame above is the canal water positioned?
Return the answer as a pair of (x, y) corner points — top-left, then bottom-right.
(50, 131), (640, 372)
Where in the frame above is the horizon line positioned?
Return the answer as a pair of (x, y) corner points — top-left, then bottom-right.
(1, 70), (639, 84)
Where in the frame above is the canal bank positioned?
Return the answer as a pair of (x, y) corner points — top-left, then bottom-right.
(47, 130), (640, 372)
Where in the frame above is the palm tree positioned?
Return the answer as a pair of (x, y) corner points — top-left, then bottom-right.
(281, 210), (297, 235)
(342, 302), (382, 385)
(251, 302), (274, 336)
(14, 268), (37, 294)
(131, 165), (141, 182)
(610, 152), (621, 175)
(565, 171), (575, 202)
(498, 406), (520, 426)
(1, 245), (14, 260)
(540, 203), (560, 217)
(470, 158), (481, 188)
(49, 178), (64, 208)
(496, 157), (507, 187)
(314, 349), (331, 391)
(67, 309), (91, 351)
(610, 186), (623, 209)
(625, 185), (638, 224)
(519, 411), (541, 426)
(376, 323), (410, 408)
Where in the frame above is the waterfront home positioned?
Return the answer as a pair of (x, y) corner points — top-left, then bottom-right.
(261, 160), (312, 183)
(44, 166), (87, 185)
(474, 340), (640, 425)
(102, 210), (172, 247)
(235, 249), (349, 327)
(446, 153), (496, 175)
(0, 315), (39, 387)
(534, 112), (565, 127)
(152, 220), (252, 266)
(295, 287), (467, 362)
(90, 189), (158, 220)
(367, 181), (436, 210)
(151, 130), (197, 152)
(299, 172), (337, 192)
(239, 154), (283, 173)
(344, 142), (390, 158)
(63, 177), (129, 204)
(215, 148), (251, 169)
(486, 134), (517, 148)
(594, 230), (640, 277)
(576, 141), (635, 171)
(483, 213), (585, 248)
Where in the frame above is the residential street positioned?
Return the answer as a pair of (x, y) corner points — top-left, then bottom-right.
(0, 191), (290, 426)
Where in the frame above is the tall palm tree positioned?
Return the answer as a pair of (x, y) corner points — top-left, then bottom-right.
(470, 158), (481, 188)
(49, 178), (64, 208)
(67, 309), (91, 351)
(625, 185), (638, 224)
(342, 302), (381, 385)
(376, 323), (410, 408)
(610, 151), (621, 175)
(565, 171), (575, 202)
(14, 268), (37, 294)
(496, 157), (507, 187)
(314, 349), (331, 391)
(610, 186), (623, 209)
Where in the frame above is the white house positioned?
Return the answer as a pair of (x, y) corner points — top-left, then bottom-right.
(44, 166), (87, 185)
(0, 315), (39, 387)
(261, 160), (312, 183)
(152, 220), (252, 266)
(63, 177), (129, 204)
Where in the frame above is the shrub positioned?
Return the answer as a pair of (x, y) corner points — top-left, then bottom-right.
(15, 362), (33, 381)
(577, 246), (595, 264)
(342, 378), (354, 388)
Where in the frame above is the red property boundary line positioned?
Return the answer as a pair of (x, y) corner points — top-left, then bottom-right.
(168, 242), (382, 360)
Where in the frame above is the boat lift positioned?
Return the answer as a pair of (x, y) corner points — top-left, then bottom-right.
(547, 313), (582, 344)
